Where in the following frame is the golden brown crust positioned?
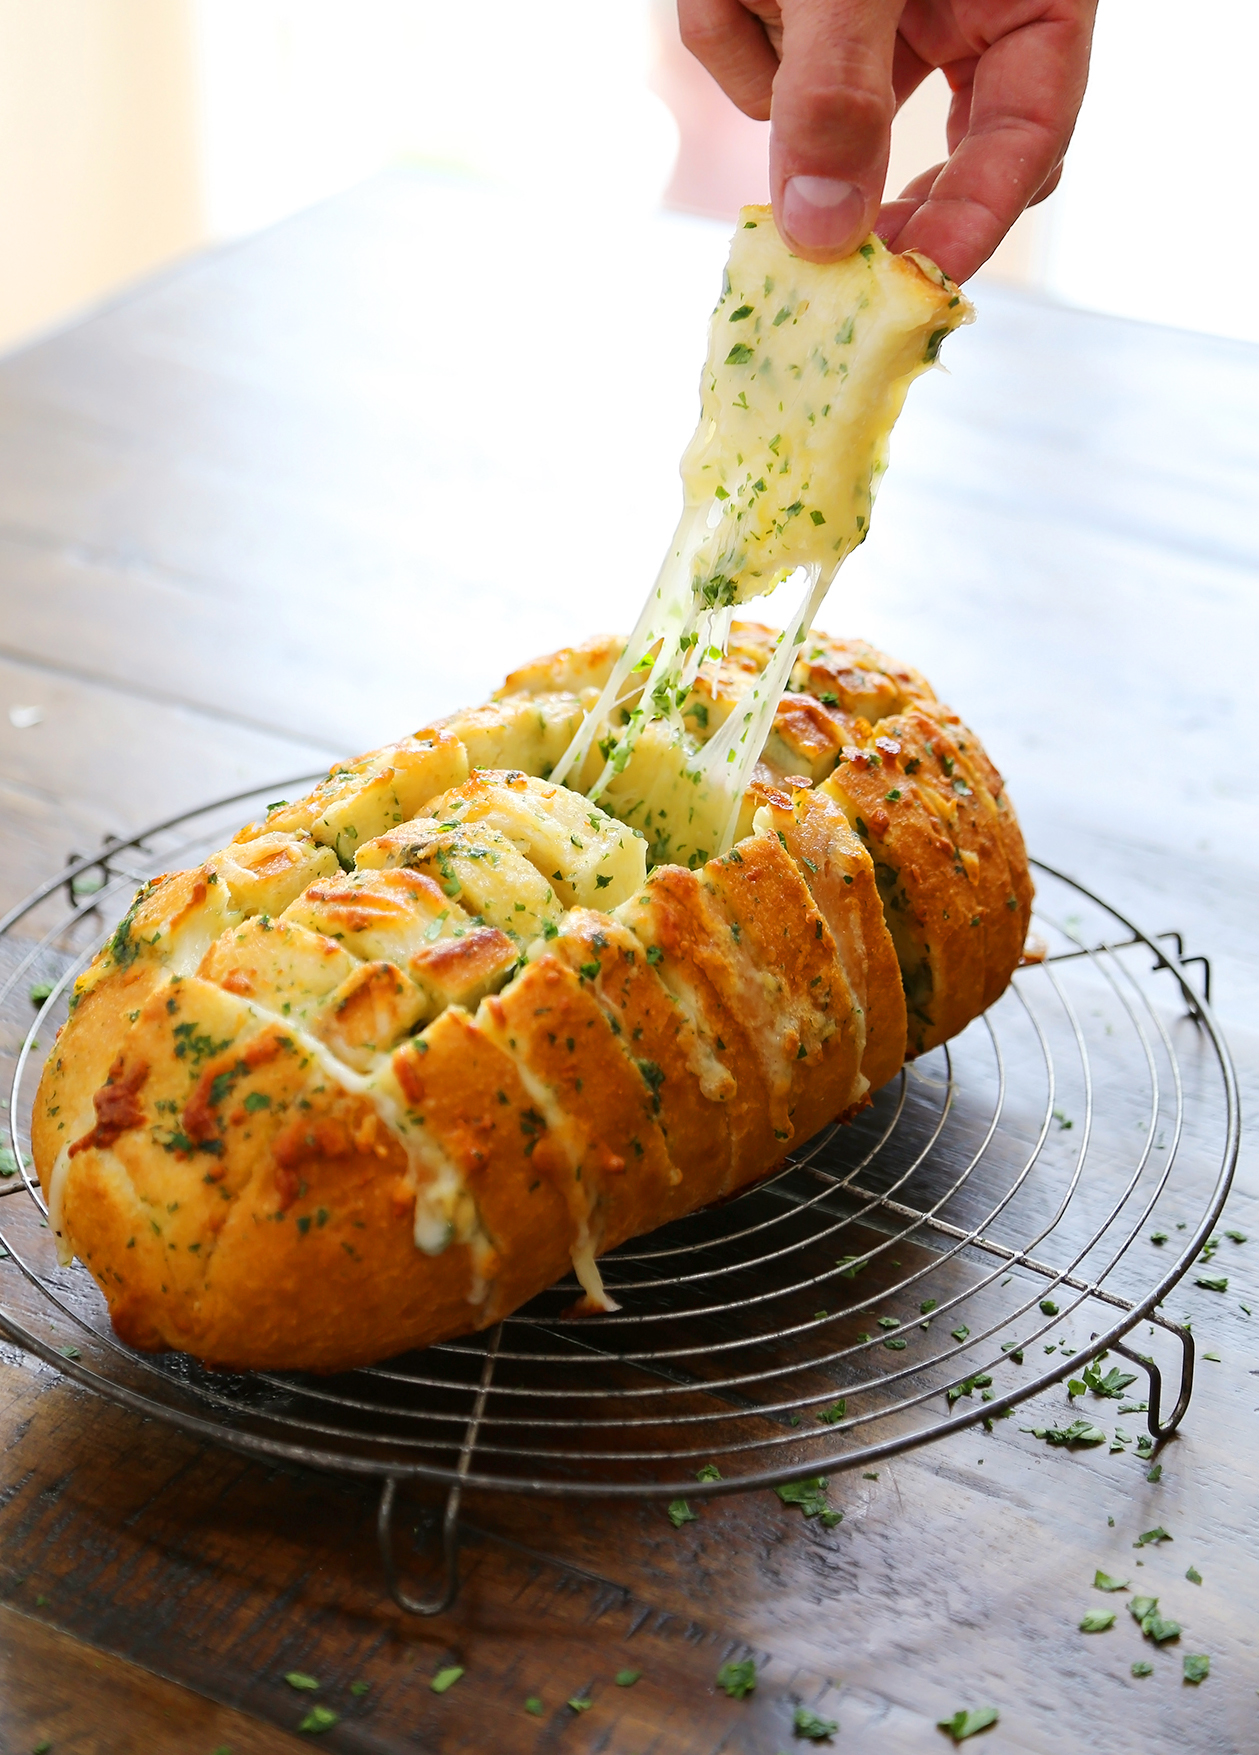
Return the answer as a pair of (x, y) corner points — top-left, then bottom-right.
(33, 625), (1031, 1371)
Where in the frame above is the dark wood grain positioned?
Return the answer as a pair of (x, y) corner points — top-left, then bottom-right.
(0, 170), (1255, 1752)
(0, 1603), (304, 1754)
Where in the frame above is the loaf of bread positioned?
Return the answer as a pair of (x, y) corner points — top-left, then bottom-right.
(32, 627), (1031, 1372)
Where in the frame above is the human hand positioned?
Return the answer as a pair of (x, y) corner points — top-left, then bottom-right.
(677, 0), (1097, 283)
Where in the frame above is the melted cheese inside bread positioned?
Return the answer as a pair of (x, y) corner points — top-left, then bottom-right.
(553, 209), (972, 858)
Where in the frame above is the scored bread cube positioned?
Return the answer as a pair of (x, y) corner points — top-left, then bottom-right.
(354, 822), (560, 946)
(408, 926), (520, 1015)
(280, 867), (473, 963)
(236, 729), (469, 862)
(209, 832), (340, 919)
(422, 771), (646, 910)
(198, 916), (356, 1024)
(432, 694), (587, 779)
(311, 960), (428, 1071)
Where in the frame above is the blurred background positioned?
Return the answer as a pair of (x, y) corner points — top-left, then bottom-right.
(1, 0), (1256, 358)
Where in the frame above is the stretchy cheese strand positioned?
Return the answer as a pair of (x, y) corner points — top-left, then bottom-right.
(552, 209), (973, 856)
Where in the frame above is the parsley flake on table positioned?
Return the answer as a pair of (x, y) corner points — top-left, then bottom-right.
(668, 1498), (697, 1527)
(877, 1315), (900, 1329)
(1185, 1565), (1202, 1584)
(1131, 1659), (1153, 1677)
(1039, 1299), (1059, 1316)
(793, 1704), (839, 1739)
(951, 1325), (970, 1342)
(1183, 1653), (1210, 1683)
(348, 1680), (370, 1697)
(285, 1672), (320, 1691)
(696, 1463), (722, 1482)
(1080, 1608), (1116, 1632)
(775, 1477), (835, 1519)
(1195, 1274), (1228, 1292)
(1225, 1228), (1247, 1243)
(1094, 1570), (1129, 1591)
(817, 1400), (847, 1424)
(524, 1697), (543, 1715)
(1147, 1464), (1163, 1483)
(1082, 1361), (1138, 1398)
(1134, 1526), (1172, 1547)
(921, 1298), (937, 1315)
(568, 1696), (593, 1713)
(938, 1706), (999, 1742)
(1129, 1596), (1180, 1642)
(298, 1705), (339, 1733)
(947, 1372), (992, 1404)
(716, 1657), (757, 1698)
(1202, 1351), (1221, 1362)
(1150, 1230), (1169, 1244)
(615, 1668), (642, 1686)
(1023, 1418), (1106, 1446)
(430, 1666), (464, 1694)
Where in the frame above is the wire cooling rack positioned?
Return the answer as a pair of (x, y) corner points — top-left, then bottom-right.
(0, 780), (1239, 1614)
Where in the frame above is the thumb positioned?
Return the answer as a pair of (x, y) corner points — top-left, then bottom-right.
(769, 0), (900, 261)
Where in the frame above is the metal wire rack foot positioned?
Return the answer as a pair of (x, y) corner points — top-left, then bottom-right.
(0, 782), (1239, 1616)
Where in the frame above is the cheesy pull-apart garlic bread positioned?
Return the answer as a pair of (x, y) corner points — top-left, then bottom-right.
(32, 626), (1030, 1372)
(32, 214), (1030, 1372)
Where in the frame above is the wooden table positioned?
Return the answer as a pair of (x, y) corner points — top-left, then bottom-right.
(0, 172), (1255, 1754)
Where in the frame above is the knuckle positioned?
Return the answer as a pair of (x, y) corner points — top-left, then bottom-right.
(782, 74), (892, 143)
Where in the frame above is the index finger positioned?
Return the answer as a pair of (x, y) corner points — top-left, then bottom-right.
(894, 4), (1096, 283)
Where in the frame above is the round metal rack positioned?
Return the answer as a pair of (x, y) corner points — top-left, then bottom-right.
(0, 781), (1240, 1614)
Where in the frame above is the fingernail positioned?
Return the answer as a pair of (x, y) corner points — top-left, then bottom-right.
(781, 176), (867, 254)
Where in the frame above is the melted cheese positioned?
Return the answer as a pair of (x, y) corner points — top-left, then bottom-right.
(553, 211), (972, 856)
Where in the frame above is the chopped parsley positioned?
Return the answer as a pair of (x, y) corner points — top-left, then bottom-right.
(728, 304), (754, 321)
(568, 1695), (593, 1712)
(938, 1706), (998, 1742)
(794, 1705), (839, 1739)
(1131, 1659), (1153, 1677)
(615, 1667), (642, 1686)
(1183, 1653), (1210, 1683)
(1129, 1595), (1180, 1642)
(667, 1498), (697, 1528)
(1186, 1565), (1202, 1584)
(775, 1477), (841, 1525)
(816, 1400), (847, 1424)
(1134, 1526), (1171, 1547)
(285, 1672), (320, 1691)
(1093, 1570), (1129, 1591)
(1023, 1419), (1106, 1446)
(1039, 1298), (1059, 1316)
(716, 1658), (757, 1699)
(1195, 1273), (1228, 1292)
(1079, 1608), (1116, 1632)
(298, 1705), (339, 1732)
(696, 1463), (722, 1482)
(430, 1665), (464, 1693)
(725, 343), (755, 365)
(1080, 1361), (1138, 1399)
